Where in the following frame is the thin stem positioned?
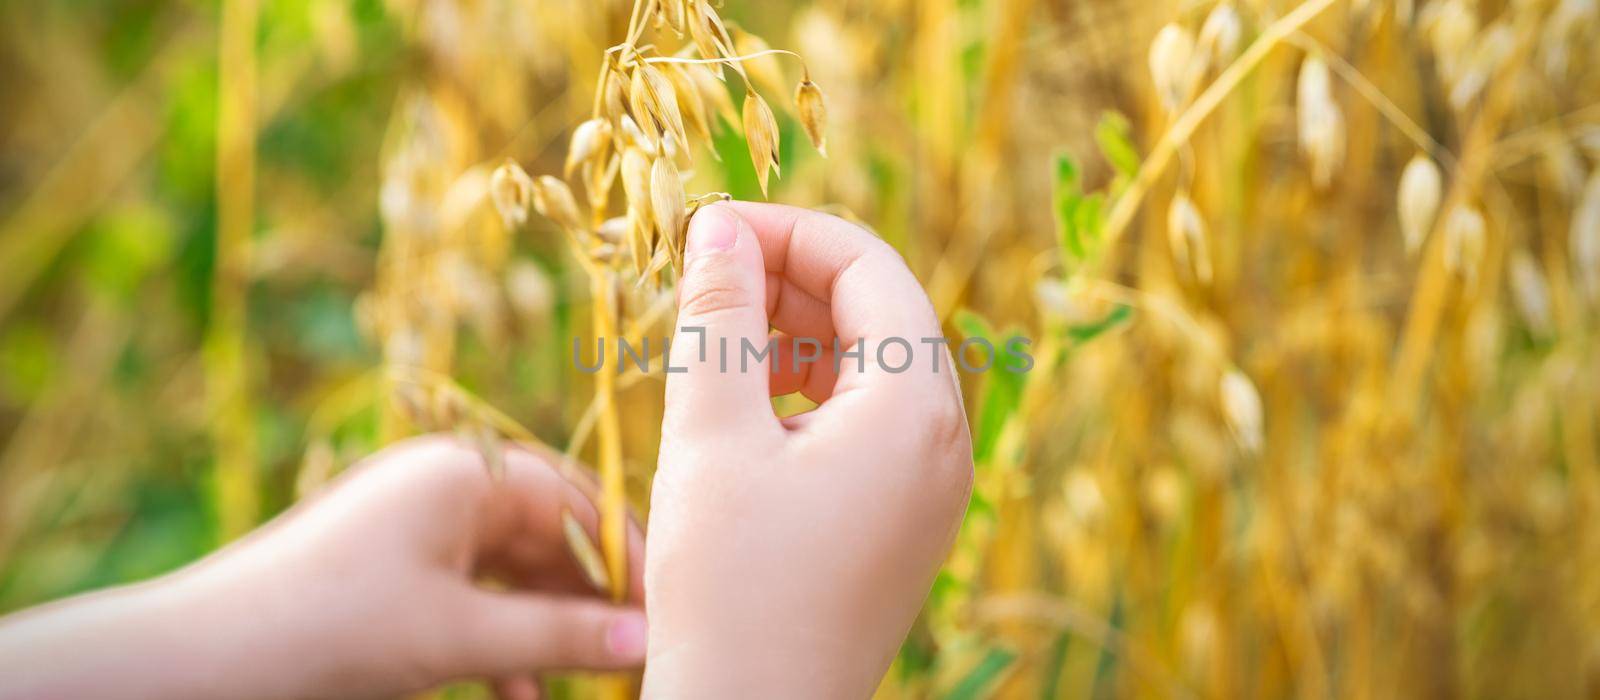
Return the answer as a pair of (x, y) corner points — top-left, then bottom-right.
(589, 274), (628, 603)
(210, 0), (263, 542)
(1288, 32), (1458, 170)
(1091, 0), (1341, 276)
(1491, 101), (1600, 168)
(642, 48), (805, 70)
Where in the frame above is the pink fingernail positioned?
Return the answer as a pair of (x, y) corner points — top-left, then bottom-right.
(686, 206), (738, 254)
(606, 611), (648, 660)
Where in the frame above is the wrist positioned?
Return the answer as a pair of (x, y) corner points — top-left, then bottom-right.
(0, 569), (280, 700)
(641, 627), (882, 699)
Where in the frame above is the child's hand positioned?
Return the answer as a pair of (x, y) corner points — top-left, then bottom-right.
(643, 203), (974, 698)
(0, 436), (646, 700)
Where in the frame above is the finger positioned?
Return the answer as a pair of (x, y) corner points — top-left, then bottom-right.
(664, 204), (781, 434)
(765, 272), (834, 341)
(475, 446), (647, 603)
(722, 201), (949, 407)
(444, 590), (647, 676)
(492, 675), (541, 700)
(768, 333), (839, 404)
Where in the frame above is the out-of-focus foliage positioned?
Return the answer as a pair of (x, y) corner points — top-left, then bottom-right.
(3, 0), (1600, 698)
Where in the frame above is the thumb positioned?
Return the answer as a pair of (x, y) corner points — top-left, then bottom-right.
(664, 204), (776, 432)
(443, 589), (647, 675)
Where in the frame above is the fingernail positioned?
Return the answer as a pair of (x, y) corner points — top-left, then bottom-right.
(686, 206), (739, 255)
(606, 611), (648, 660)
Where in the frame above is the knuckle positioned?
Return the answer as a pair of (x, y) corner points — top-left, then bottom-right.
(554, 604), (616, 666)
(926, 396), (971, 456)
(679, 280), (753, 320)
(868, 236), (908, 267)
(911, 392), (973, 494)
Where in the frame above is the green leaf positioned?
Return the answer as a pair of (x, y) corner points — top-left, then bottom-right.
(1075, 192), (1105, 248)
(1066, 303), (1133, 344)
(954, 308), (997, 346)
(1040, 630), (1072, 700)
(1053, 155), (1085, 267)
(943, 646), (1018, 700)
(0, 320), (57, 403)
(896, 629), (938, 682)
(955, 308), (1026, 465)
(1095, 111), (1141, 186)
(971, 367), (1024, 465)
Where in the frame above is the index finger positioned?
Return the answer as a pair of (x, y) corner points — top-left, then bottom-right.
(475, 442), (647, 605)
(720, 201), (954, 407)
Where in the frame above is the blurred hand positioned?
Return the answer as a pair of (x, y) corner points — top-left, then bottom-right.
(0, 436), (645, 700)
(643, 202), (974, 698)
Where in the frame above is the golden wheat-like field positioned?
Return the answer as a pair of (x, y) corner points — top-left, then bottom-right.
(2, 0), (1599, 697)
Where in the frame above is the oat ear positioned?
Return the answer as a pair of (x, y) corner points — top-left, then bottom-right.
(795, 77), (828, 156)
(490, 159), (535, 230)
(741, 88), (780, 197)
(650, 156), (686, 256)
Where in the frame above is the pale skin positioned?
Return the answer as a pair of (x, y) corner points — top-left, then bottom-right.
(0, 202), (974, 699)
(644, 202), (974, 698)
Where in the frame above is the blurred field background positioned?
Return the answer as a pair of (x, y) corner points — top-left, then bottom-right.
(2, 0), (1600, 697)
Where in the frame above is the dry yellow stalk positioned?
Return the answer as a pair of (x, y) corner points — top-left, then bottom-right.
(462, 421), (505, 480)
(561, 509), (613, 592)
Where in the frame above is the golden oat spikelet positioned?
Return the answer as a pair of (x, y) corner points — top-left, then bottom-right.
(1573, 171), (1600, 302)
(1167, 191), (1213, 285)
(736, 30), (786, 97)
(1220, 369), (1263, 453)
(530, 175), (585, 234)
(664, 64), (714, 145)
(688, 0), (737, 79)
(1508, 249), (1553, 338)
(1398, 154), (1443, 256)
(742, 88), (781, 197)
(1297, 55), (1345, 190)
(619, 114), (658, 157)
(620, 147), (654, 217)
(1443, 204), (1487, 285)
(489, 159), (534, 230)
(656, 0), (686, 34)
(632, 64), (688, 149)
(689, 62), (738, 125)
(1198, 3), (1242, 63)
(564, 118), (612, 178)
(1149, 23), (1197, 113)
(650, 155), (686, 263)
(795, 76), (828, 156)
